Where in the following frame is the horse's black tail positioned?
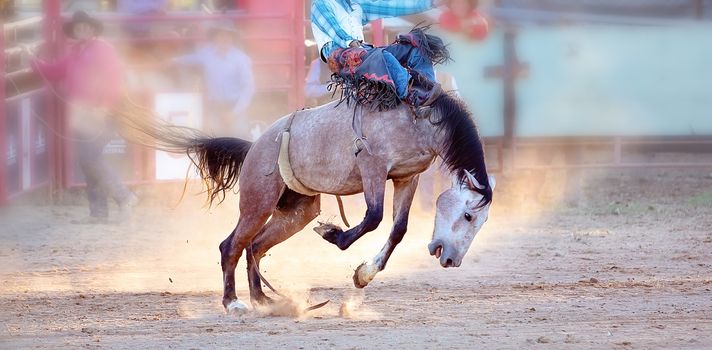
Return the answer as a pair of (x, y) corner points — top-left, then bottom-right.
(185, 137), (251, 205)
(114, 98), (252, 205)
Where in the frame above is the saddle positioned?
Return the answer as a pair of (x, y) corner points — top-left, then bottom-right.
(327, 27), (450, 112)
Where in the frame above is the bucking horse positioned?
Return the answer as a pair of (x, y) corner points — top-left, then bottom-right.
(120, 29), (495, 314)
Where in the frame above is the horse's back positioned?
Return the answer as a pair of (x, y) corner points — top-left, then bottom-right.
(287, 102), (363, 194)
(282, 102), (434, 194)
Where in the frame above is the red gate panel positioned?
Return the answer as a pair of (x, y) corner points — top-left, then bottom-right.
(2, 0), (307, 205)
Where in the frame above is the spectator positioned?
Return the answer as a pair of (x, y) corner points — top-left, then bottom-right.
(27, 11), (137, 224)
(439, 0), (489, 41)
(305, 58), (337, 107)
(172, 25), (255, 137)
(118, 0), (168, 14)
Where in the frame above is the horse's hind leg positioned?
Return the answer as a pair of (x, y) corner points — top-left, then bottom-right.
(219, 180), (283, 313)
(246, 190), (321, 305)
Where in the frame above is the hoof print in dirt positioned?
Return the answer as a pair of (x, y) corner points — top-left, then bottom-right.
(314, 222), (344, 245)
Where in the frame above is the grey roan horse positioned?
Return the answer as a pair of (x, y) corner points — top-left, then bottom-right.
(137, 93), (495, 313)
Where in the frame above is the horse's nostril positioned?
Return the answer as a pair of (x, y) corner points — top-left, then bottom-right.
(446, 258), (453, 267)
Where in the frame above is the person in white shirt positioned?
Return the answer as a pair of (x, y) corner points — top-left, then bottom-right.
(173, 26), (255, 137)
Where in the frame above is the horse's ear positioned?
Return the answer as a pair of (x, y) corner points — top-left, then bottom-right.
(488, 175), (497, 191)
(464, 171), (485, 191)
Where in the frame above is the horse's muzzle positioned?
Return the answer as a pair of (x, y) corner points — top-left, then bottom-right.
(428, 240), (462, 268)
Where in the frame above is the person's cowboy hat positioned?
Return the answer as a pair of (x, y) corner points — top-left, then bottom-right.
(63, 11), (103, 39)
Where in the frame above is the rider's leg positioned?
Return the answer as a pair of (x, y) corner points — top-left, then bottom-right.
(384, 42), (435, 82)
(383, 44), (441, 107)
(406, 49), (436, 82)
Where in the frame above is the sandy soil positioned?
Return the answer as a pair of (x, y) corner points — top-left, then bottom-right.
(1, 167), (711, 349)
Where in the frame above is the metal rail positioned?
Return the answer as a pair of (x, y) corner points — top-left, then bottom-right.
(90, 11), (288, 23)
(508, 137), (712, 171)
(4, 87), (45, 104)
(2, 16), (42, 38)
(514, 163), (712, 170)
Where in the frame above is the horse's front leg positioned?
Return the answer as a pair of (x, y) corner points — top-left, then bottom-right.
(353, 175), (419, 288)
(314, 154), (387, 251)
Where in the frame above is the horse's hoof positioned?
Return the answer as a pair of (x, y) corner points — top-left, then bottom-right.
(314, 222), (343, 245)
(225, 299), (249, 315)
(353, 262), (378, 289)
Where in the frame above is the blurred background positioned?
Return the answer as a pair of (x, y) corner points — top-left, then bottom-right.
(2, 0), (712, 206)
(2, 3), (712, 347)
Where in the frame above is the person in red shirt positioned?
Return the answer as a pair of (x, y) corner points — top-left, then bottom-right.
(27, 11), (137, 223)
(439, 0), (489, 41)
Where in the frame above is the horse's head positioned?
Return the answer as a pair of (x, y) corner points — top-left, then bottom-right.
(428, 171), (495, 268)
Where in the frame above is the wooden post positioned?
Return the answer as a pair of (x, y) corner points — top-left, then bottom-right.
(502, 29), (519, 149)
(613, 137), (622, 165)
(293, 0), (306, 109)
(485, 28), (528, 149)
(44, 0), (65, 202)
(371, 19), (384, 46)
(484, 27), (529, 171)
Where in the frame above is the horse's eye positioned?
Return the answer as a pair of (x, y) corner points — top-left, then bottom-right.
(464, 213), (473, 222)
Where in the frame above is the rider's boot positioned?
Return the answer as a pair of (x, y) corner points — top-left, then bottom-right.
(405, 70), (443, 116)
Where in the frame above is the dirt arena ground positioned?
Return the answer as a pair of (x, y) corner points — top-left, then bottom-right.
(1, 166), (711, 349)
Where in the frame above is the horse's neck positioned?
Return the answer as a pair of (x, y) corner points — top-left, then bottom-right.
(307, 102), (442, 153)
(423, 111), (449, 157)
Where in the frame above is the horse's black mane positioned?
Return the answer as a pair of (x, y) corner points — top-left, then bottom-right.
(430, 93), (492, 207)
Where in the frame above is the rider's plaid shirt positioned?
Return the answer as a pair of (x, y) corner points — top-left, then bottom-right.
(311, 0), (433, 58)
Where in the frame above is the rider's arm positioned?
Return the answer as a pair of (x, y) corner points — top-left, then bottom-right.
(359, 0), (434, 22)
(311, 0), (357, 49)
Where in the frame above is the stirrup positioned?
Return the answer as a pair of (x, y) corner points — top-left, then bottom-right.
(422, 82), (442, 107)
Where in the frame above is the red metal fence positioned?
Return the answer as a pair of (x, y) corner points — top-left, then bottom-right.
(1, 0), (307, 204)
